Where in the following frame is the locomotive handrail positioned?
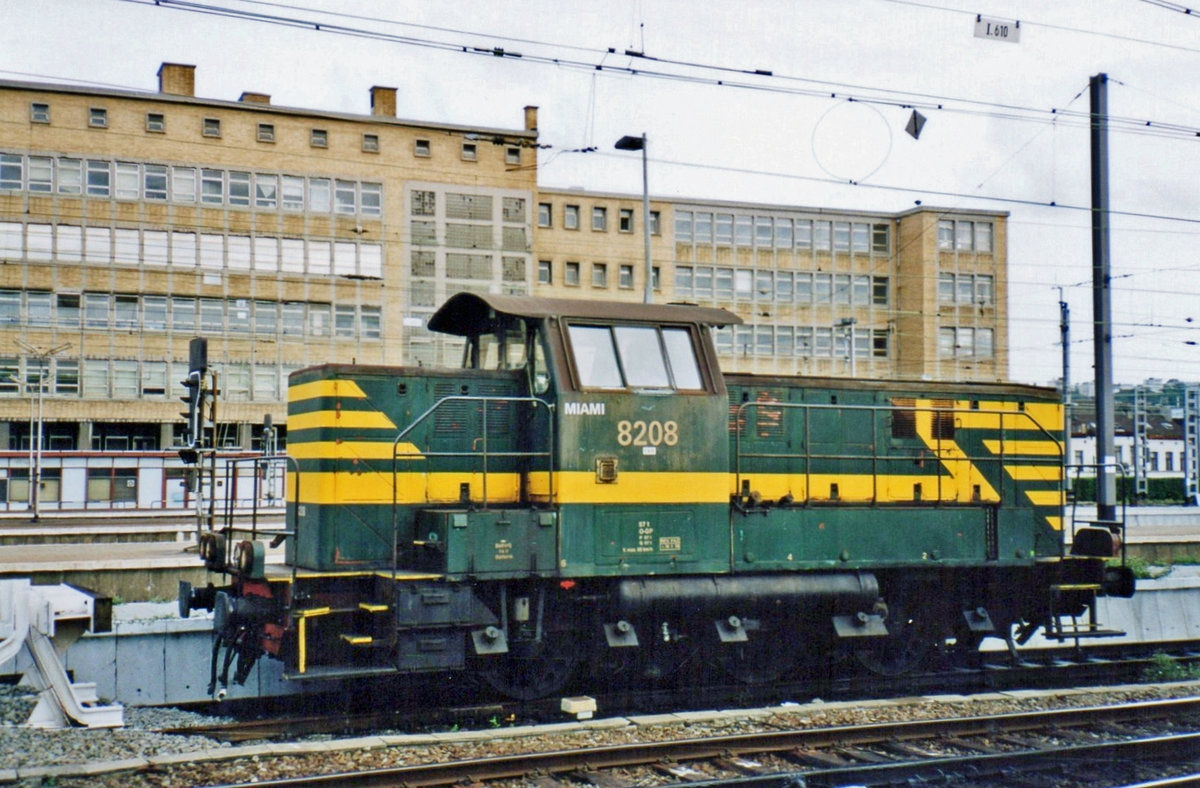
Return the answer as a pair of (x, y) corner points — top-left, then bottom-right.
(218, 453), (292, 541)
(1064, 460), (1130, 563)
(205, 453), (293, 581)
(389, 395), (555, 574)
(389, 395), (555, 613)
(732, 401), (1064, 510)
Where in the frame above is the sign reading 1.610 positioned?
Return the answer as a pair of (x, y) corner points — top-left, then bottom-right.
(974, 15), (1020, 43)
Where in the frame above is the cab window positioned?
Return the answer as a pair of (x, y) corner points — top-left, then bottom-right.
(567, 323), (707, 391)
(467, 320), (528, 370)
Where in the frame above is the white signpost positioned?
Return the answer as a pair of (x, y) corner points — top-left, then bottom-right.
(975, 15), (1020, 43)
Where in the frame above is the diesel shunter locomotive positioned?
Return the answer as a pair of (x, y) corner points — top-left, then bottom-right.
(181, 292), (1134, 699)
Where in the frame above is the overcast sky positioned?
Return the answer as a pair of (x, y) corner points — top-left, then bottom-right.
(3, 0), (1199, 387)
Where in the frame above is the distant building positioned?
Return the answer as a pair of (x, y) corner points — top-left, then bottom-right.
(0, 64), (1010, 512)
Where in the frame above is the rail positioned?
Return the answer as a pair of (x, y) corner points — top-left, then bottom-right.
(732, 400), (1064, 508)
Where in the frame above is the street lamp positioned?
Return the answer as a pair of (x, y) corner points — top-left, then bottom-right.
(836, 318), (857, 377)
(614, 134), (653, 304)
(16, 341), (70, 522)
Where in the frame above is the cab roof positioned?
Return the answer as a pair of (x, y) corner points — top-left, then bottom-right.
(428, 292), (742, 337)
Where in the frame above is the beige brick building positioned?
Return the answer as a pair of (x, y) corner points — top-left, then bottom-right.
(532, 190), (1007, 381)
(0, 65), (1007, 509)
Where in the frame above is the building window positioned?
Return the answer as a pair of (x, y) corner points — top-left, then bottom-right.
(592, 207), (607, 231)
(872, 224), (889, 253)
(650, 210), (661, 235)
(334, 179), (356, 214)
(89, 107), (108, 128)
(0, 154), (22, 190)
(872, 330), (889, 358)
(228, 171), (251, 206)
(565, 261), (580, 286)
(618, 208), (634, 233)
(414, 139), (431, 157)
(30, 103), (50, 124)
(461, 142), (477, 161)
(564, 205), (580, 230)
(939, 326), (994, 359)
(619, 264), (634, 289)
(592, 262), (608, 288)
(257, 123), (275, 143)
(203, 117), (221, 138)
(506, 147), (520, 165)
(57, 159), (82, 195)
(938, 273), (994, 305)
(310, 128), (327, 147)
(538, 260), (552, 284)
(938, 219), (993, 252)
(85, 160), (110, 196)
(146, 112), (165, 133)
(362, 133), (380, 153)
(537, 202), (551, 227)
(143, 165), (167, 200)
(872, 276), (889, 306)
(360, 182), (382, 216)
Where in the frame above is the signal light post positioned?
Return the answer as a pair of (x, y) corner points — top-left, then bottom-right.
(178, 338), (213, 532)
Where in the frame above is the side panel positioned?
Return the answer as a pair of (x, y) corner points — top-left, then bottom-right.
(555, 389), (732, 576)
(726, 377), (1064, 570)
(286, 366), (528, 571)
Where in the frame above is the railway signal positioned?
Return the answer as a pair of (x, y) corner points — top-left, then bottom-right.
(178, 338), (208, 465)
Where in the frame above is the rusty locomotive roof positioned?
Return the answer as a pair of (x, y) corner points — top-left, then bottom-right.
(428, 292), (742, 336)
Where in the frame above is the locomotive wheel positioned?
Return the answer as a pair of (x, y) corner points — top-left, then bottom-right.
(855, 584), (937, 676)
(479, 631), (579, 701)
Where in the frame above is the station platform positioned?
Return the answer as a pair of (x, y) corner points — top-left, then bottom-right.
(0, 537), (285, 602)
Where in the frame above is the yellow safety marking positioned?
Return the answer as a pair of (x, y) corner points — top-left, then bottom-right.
(288, 471), (525, 505)
(982, 439), (1062, 456)
(1025, 489), (1066, 507)
(723, 472), (998, 504)
(554, 471), (731, 504)
(359, 602), (388, 613)
(287, 410), (398, 432)
(287, 440), (424, 460)
(954, 402), (1062, 431)
(913, 403), (1002, 502)
(1004, 464), (1063, 481)
(298, 617), (307, 674)
(289, 379), (370, 403)
(295, 606), (331, 618)
(340, 634), (373, 645)
(1045, 516), (1062, 530)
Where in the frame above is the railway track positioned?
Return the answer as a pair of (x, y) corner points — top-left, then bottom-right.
(197, 696), (1200, 788)
(163, 639), (1200, 743)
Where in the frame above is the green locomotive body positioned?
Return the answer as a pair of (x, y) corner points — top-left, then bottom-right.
(182, 293), (1133, 697)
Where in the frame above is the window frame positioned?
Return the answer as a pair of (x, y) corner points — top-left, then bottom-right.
(564, 321), (709, 393)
